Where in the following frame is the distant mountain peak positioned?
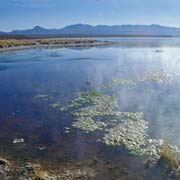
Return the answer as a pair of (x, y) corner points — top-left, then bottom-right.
(1, 24), (180, 35)
(64, 23), (93, 28)
(33, 25), (45, 30)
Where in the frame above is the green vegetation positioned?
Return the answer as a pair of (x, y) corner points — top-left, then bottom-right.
(106, 71), (173, 88)
(48, 89), (163, 159)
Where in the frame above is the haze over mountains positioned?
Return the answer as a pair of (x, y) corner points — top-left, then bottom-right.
(1, 24), (180, 35)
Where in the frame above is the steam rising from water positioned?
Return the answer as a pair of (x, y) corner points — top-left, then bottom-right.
(78, 47), (180, 147)
(118, 48), (180, 147)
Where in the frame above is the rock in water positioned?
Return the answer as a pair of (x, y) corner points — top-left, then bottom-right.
(13, 138), (24, 144)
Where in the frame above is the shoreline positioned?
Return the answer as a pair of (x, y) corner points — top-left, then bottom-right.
(0, 42), (113, 52)
(0, 38), (114, 53)
(1, 40), (180, 53)
(0, 155), (145, 180)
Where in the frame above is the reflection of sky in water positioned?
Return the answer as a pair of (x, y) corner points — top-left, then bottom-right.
(0, 44), (180, 165)
(90, 36), (180, 44)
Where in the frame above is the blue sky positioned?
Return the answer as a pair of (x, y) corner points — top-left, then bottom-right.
(0, 0), (179, 31)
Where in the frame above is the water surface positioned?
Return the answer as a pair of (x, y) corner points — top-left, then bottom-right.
(0, 39), (180, 179)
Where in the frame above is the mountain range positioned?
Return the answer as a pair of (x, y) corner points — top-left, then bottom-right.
(1, 24), (180, 35)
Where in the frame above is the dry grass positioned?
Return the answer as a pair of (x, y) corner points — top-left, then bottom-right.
(158, 143), (180, 178)
(0, 39), (36, 48)
(34, 169), (46, 180)
(0, 38), (98, 49)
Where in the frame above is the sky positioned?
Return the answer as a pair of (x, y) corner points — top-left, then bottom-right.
(0, 0), (180, 31)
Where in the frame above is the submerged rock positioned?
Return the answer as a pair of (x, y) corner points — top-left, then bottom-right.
(155, 49), (163, 53)
(0, 158), (10, 167)
(0, 159), (94, 180)
(64, 127), (71, 134)
(33, 94), (49, 99)
(38, 147), (47, 151)
(57, 168), (93, 180)
(13, 138), (24, 144)
(11, 110), (21, 116)
(0, 158), (11, 180)
(50, 103), (61, 108)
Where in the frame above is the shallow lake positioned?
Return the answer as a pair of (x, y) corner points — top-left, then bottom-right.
(0, 38), (180, 179)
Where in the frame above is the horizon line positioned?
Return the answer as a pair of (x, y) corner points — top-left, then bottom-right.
(2, 23), (180, 33)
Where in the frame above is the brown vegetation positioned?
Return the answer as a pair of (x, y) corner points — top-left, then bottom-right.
(0, 38), (100, 50)
(158, 143), (180, 178)
(0, 39), (36, 48)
